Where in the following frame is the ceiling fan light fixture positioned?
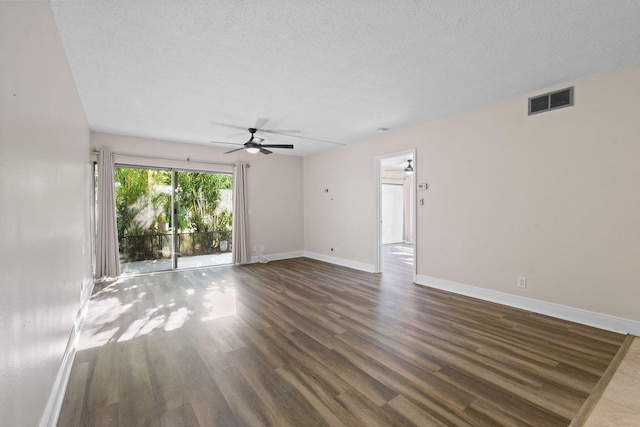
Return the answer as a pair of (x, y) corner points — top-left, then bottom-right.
(245, 129), (261, 153)
(404, 159), (414, 175)
(222, 127), (295, 155)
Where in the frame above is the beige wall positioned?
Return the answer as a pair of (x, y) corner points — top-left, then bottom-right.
(0, 2), (93, 425)
(304, 147), (377, 263)
(92, 132), (304, 258)
(305, 64), (640, 322)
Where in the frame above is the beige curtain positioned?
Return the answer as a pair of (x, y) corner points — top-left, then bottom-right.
(96, 148), (120, 278)
(232, 161), (250, 264)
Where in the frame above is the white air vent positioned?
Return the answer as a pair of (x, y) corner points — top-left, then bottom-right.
(528, 87), (574, 115)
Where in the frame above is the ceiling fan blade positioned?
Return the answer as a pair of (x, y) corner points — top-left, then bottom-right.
(211, 119), (272, 133)
(210, 140), (244, 146)
(260, 144), (294, 149)
(254, 117), (270, 130)
(209, 121), (248, 131)
(269, 132), (345, 146)
(224, 147), (246, 154)
(253, 118), (300, 134)
(259, 129), (301, 135)
(220, 131), (248, 139)
(259, 147), (273, 155)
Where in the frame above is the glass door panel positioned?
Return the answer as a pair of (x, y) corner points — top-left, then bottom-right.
(114, 166), (173, 274)
(175, 171), (233, 269)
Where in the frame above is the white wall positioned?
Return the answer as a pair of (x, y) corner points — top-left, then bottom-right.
(91, 132), (304, 259)
(0, 2), (93, 426)
(304, 63), (640, 325)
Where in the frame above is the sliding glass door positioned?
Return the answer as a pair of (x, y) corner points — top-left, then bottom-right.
(114, 166), (232, 274)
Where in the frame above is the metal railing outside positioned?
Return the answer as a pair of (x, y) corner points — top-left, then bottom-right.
(119, 231), (232, 262)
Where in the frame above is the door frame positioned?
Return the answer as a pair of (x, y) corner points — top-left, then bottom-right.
(373, 148), (417, 281)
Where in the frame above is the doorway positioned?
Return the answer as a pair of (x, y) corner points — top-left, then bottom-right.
(374, 150), (416, 280)
(114, 166), (233, 274)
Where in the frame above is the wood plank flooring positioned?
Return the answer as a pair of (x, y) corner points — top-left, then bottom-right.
(58, 245), (625, 426)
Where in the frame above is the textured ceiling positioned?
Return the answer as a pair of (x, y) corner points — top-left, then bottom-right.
(50, 1), (640, 156)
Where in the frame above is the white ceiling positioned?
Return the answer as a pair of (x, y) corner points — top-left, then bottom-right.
(50, 1), (640, 157)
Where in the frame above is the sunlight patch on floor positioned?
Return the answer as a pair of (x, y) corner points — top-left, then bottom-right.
(200, 287), (237, 321)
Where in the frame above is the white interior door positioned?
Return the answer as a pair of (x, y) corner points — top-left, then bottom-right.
(381, 184), (404, 244)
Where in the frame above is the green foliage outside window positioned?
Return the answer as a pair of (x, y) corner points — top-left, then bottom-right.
(114, 167), (232, 242)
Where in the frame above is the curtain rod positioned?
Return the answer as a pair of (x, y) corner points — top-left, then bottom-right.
(91, 151), (249, 168)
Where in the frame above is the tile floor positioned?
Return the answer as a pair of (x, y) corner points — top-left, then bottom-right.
(583, 336), (640, 426)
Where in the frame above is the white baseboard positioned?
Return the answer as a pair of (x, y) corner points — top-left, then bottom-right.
(39, 277), (95, 427)
(416, 275), (640, 336)
(250, 251), (304, 264)
(303, 251), (376, 273)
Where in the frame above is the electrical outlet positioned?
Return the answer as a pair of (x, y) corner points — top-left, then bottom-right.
(517, 276), (527, 289)
(260, 244), (265, 252)
(252, 245), (257, 252)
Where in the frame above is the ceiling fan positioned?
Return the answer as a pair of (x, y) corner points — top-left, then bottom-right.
(214, 128), (294, 155)
(384, 159), (414, 175)
(210, 118), (346, 150)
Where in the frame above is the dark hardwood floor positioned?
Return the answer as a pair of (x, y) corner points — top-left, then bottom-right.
(58, 245), (625, 426)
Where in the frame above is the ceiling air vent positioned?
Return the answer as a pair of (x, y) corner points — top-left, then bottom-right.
(528, 87), (574, 115)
